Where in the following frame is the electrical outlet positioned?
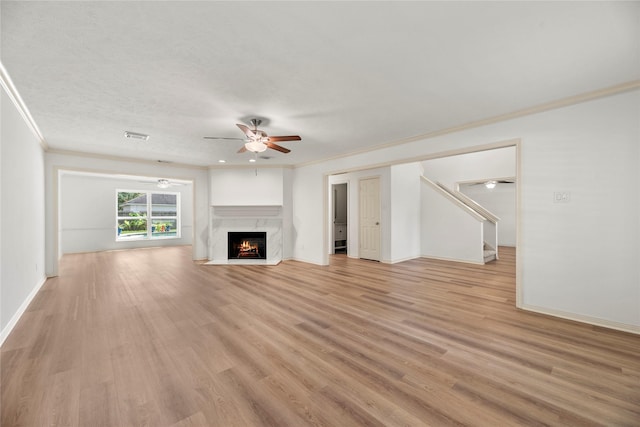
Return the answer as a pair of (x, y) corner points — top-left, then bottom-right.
(554, 191), (571, 203)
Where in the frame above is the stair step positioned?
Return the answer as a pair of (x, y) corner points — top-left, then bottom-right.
(483, 249), (496, 263)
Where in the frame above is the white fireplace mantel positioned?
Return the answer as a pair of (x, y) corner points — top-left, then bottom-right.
(212, 205), (282, 218)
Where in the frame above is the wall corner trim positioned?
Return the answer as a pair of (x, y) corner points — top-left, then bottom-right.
(0, 276), (48, 347)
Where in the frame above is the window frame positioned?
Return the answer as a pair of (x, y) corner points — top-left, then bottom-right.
(116, 189), (181, 241)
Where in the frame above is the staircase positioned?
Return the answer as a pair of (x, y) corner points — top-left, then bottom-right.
(483, 243), (497, 263)
(421, 176), (500, 265)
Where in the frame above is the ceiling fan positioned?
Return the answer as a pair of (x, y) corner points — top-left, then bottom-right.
(204, 118), (301, 154)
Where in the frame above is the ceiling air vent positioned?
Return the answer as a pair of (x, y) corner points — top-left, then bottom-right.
(123, 131), (149, 141)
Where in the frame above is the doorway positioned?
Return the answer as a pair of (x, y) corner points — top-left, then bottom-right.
(332, 183), (348, 254)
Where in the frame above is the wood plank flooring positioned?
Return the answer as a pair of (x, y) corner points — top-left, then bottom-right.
(2, 246), (639, 426)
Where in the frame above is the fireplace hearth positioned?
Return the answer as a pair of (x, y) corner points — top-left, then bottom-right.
(228, 232), (267, 260)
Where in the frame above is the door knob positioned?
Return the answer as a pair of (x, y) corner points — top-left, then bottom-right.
(376, 222), (379, 225)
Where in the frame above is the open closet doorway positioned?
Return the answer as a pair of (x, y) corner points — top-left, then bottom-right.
(331, 183), (348, 254)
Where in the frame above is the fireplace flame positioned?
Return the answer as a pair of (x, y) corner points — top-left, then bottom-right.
(229, 233), (265, 259)
(238, 241), (258, 254)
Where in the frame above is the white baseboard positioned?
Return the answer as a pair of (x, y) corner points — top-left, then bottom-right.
(382, 256), (420, 264)
(520, 303), (640, 335)
(0, 275), (48, 347)
(420, 254), (485, 265)
(290, 256), (325, 266)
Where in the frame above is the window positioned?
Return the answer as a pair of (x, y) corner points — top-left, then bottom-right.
(116, 191), (180, 241)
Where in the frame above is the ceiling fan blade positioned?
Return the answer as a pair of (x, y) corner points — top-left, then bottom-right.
(237, 146), (248, 154)
(266, 142), (291, 153)
(237, 124), (256, 138)
(203, 136), (245, 140)
(266, 135), (301, 142)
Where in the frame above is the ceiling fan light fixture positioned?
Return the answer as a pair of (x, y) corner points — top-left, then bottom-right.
(244, 140), (267, 153)
(157, 179), (170, 189)
(485, 180), (497, 189)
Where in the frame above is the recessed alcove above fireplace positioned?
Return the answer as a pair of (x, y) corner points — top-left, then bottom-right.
(207, 205), (282, 265)
(228, 232), (267, 260)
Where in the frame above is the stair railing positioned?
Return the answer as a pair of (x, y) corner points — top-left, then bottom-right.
(421, 176), (499, 262)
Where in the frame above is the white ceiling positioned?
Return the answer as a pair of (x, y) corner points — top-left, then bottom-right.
(2, 2), (639, 167)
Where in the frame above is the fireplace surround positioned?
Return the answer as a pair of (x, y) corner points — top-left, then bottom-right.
(207, 205), (282, 265)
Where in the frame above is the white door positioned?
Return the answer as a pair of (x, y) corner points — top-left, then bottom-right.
(359, 177), (381, 261)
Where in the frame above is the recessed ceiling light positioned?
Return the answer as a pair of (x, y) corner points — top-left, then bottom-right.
(218, 159), (226, 163)
(249, 158), (256, 163)
(124, 131), (149, 141)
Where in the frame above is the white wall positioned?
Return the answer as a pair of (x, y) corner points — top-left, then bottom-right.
(1, 89), (47, 341)
(45, 152), (209, 276)
(519, 93), (639, 329)
(390, 163), (422, 262)
(59, 174), (193, 254)
(421, 146), (516, 188)
(282, 168), (294, 260)
(210, 168), (284, 205)
(292, 164), (325, 264)
(460, 183), (516, 246)
(293, 89), (640, 331)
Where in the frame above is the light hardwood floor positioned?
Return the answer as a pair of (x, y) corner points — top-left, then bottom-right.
(1, 246), (639, 426)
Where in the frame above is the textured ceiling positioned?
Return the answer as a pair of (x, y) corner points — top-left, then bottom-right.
(2, 2), (639, 167)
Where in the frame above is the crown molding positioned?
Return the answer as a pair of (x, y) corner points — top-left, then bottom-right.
(208, 164), (295, 170)
(0, 61), (48, 150)
(296, 79), (640, 169)
(46, 148), (208, 170)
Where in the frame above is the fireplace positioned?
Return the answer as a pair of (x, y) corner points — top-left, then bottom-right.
(228, 232), (267, 260)
(208, 206), (282, 265)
